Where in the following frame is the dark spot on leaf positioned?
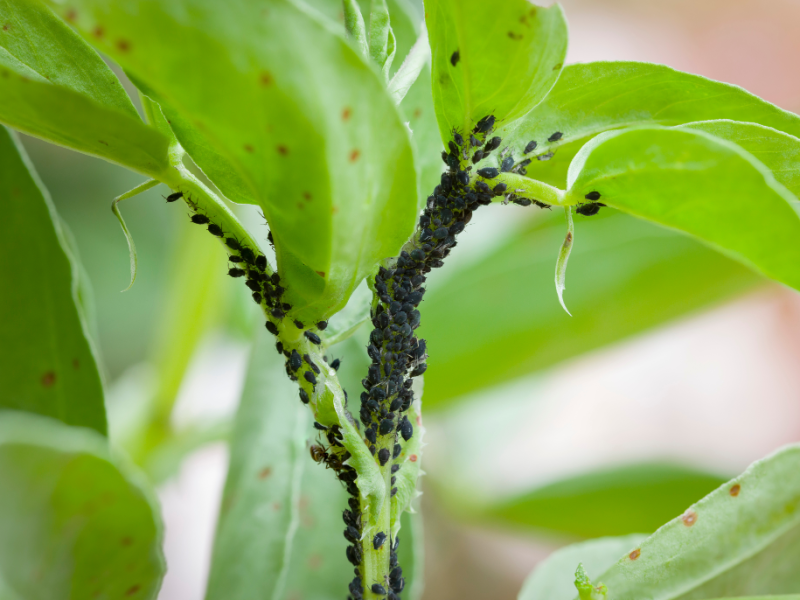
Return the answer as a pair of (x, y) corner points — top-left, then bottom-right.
(116, 39), (131, 52)
(349, 149), (360, 162)
(302, 192), (312, 200)
(92, 26), (104, 38)
(259, 71), (273, 86)
(450, 50), (460, 66)
(277, 145), (289, 155)
(409, 454), (418, 462)
(629, 548), (640, 560)
(316, 271), (325, 278)
(566, 232), (572, 243)
(682, 510), (697, 526)
(65, 9), (77, 22)
(72, 359), (80, 369)
(121, 536), (133, 546)
(297, 202), (305, 210)
(98, 140), (108, 146)
(308, 553), (323, 570)
(258, 467), (272, 479)
(1, 70), (8, 78)
(244, 144), (254, 153)
(730, 484), (741, 497)
(2, 24), (9, 31)
(125, 585), (140, 596)
(413, 108), (422, 119)
(41, 371), (56, 387)
(331, 206), (339, 215)
(508, 31), (523, 40)
(342, 107), (351, 121)
(553, 62), (563, 71)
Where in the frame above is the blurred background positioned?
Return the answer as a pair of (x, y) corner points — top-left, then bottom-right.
(19, 0), (800, 598)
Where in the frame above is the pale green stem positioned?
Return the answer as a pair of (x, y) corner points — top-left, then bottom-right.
(361, 434), (393, 599)
(111, 178), (160, 291)
(493, 172), (569, 206)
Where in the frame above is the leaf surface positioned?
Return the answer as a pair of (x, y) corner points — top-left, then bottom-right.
(0, 126), (106, 434)
(565, 127), (800, 292)
(0, 411), (164, 600)
(426, 0), (567, 143)
(55, 0), (419, 322)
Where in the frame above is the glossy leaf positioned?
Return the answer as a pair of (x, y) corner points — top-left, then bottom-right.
(565, 127), (800, 292)
(482, 463), (728, 538)
(519, 535), (647, 600)
(426, 0), (567, 144)
(0, 1), (171, 177)
(0, 410), (165, 600)
(499, 62), (800, 188)
(56, 0), (419, 323)
(588, 444), (800, 598)
(0, 127), (106, 434)
(420, 209), (759, 409)
(206, 331), (349, 600)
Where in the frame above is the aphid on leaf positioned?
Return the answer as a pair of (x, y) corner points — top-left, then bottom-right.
(166, 191), (183, 202)
(585, 191), (602, 201)
(524, 140), (538, 154)
(477, 167), (499, 179)
(373, 532), (387, 550)
(378, 448), (390, 466)
(450, 50), (460, 66)
(265, 321), (279, 335)
(191, 214), (209, 225)
(208, 224), (223, 237)
(548, 131), (563, 142)
(305, 331), (322, 345)
(304, 371), (317, 385)
(331, 358), (341, 371)
(372, 584), (386, 595)
(576, 202), (605, 216)
(228, 268), (246, 278)
(474, 115), (496, 134)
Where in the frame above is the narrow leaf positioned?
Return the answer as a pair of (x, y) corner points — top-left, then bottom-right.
(499, 62), (800, 188)
(426, 0), (567, 144)
(344, 0), (370, 58)
(555, 207), (574, 316)
(110, 179), (159, 292)
(0, 410), (165, 600)
(369, 0), (393, 77)
(590, 444), (800, 598)
(0, 126), (106, 434)
(388, 25), (429, 105)
(565, 127), (800, 292)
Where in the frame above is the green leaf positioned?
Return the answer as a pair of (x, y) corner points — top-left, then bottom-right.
(56, 0), (419, 323)
(0, 1), (171, 177)
(0, 410), (165, 600)
(369, 0), (395, 79)
(206, 330), (349, 600)
(390, 379), (424, 539)
(519, 536), (647, 600)
(0, 126), (106, 434)
(396, 510), (424, 600)
(481, 463), (728, 538)
(500, 62), (800, 188)
(588, 444), (800, 598)
(387, 25), (429, 105)
(344, 0), (370, 58)
(677, 120), (800, 201)
(426, 0), (567, 144)
(565, 127), (800, 292)
(420, 210), (760, 409)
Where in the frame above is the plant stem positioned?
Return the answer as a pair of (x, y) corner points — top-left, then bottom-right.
(493, 171), (568, 206)
(360, 436), (393, 599)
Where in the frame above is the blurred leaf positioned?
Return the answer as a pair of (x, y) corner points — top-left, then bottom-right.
(369, 0), (395, 79)
(678, 120), (800, 200)
(0, 410), (164, 600)
(0, 1), (171, 177)
(344, 0), (369, 58)
(499, 62), (800, 188)
(57, 0), (419, 323)
(0, 127), (106, 434)
(519, 535), (647, 600)
(206, 330), (350, 600)
(322, 279), (372, 347)
(565, 127), (800, 291)
(483, 463), (728, 538)
(396, 509), (424, 600)
(426, 0), (567, 144)
(388, 25), (429, 105)
(420, 209), (759, 408)
(589, 444), (800, 598)
(555, 207), (574, 315)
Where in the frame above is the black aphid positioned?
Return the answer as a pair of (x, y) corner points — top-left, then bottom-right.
(252, 292), (263, 304)
(371, 584), (386, 596)
(474, 115), (496, 134)
(450, 50), (460, 66)
(299, 388), (309, 404)
(304, 371), (317, 385)
(548, 131), (563, 142)
(399, 417), (413, 441)
(331, 358), (341, 371)
(524, 140), (538, 154)
(500, 156), (514, 172)
(477, 167), (499, 179)
(379, 418), (394, 435)
(313, 421), (327, 431)
(166, 191), (183, 202)
(294, 319), (304, 329)
(317, 320), (328, 330)
(346, 545), (361, 566)
(289, 350), (302, 371)
(378, 448), (390, 466)
(373, 532), (387, 550)
(208, 224), (224, 237)
(304, 354), (320, 374)
(585, 191), (602, 201)
(576, 203), (604, 216)
(228, 268), (245, 278)
(393, 444), (402, 459)
(266, 321), (279, 335)
(485, 136), (501, 152)
(255, 254), (267, 270)
(305, 331), (322, 345)
(225, 237), (241, 250)
(191, 214), (209, 225)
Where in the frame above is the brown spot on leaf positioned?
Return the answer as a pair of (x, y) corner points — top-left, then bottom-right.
(121, 536), (133, 547)
(273, 502), (281, 511)
(315, 271), (326, 278)
(331, 206), (339, 215)
(65, 9), (77, 22)
(41, 371), (56, 387)
(413, 108), (422, 119)
(409, 454), (418, 462)
(116, 39), (131, 52)
(508, 31), (523, 40)
(349, 149), (360, 162)
(682, 509), (697, 526)
(342, 107), (351, 121)
(98, 140), (108, 146)
(244, 144), (254, 153)
(553, 62), (563, 71)
(72, 359), (80, 369)
(258, 467), (272, 479)
(2, 24), (9, 31)
(125, 585), (141, 596)
(308, 553), (323, 570)
(277, 145), (289, 156)
(92, 26), (104, 38)
(297, 202), (305, 210)
(566, 232), (573, 243)
(629, 548), (640, 560)
(302, 192), (312, 200)
(259, 71), (273, 86)
(730, 484), (741, 497)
